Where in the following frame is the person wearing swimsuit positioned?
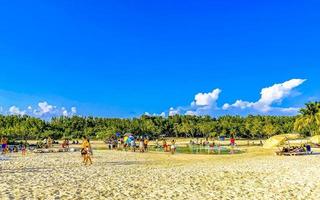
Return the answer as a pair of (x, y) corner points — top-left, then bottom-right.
(81, 137), (92, 165)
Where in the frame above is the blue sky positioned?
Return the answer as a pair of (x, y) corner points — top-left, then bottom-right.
(0, 0), (319, 118)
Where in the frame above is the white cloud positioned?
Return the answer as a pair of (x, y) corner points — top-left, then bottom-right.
(62, 110), (69, 117)
(144, 112), (151, 116)
(223, 100), (253, 110)
(223, 79), (306, 113)
(20, 101), (78, 118)
(154, 112), (166, 117)
(168, 88), (222, 117)
(9, 106), (26, 115)
(34, 101), (54, 116)
(191, 89), (221, 107)
(159, 79), (306, 117)
(279, 107), (300, 113)
(61, 106), (77, 117)
(144, 112), (166, 117)
(61, 107), (69, 117)
(259, 79), (305, 104)
(71, 107), (77, 114)
(222, 103), (230, 110)
(185, 110), (197, 116)
(169, 107), (180, 116)
(254, 79), (306, 112)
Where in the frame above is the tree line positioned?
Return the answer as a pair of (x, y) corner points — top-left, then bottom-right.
(0, 102), (319, 140)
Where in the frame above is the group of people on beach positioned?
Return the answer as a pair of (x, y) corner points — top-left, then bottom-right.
(2, 135), (92, 165)
(158, 139), (176, 154)
(138, 138), (149, 153)
(185, 137), (238, 154)
(1, 137), (26, 155)
(106, 136), (150, 153)
(105, 136), (177, 154)
(1, 134), (240, 166)
(281, 144), (312, 154)
(188, 139), (222, 154)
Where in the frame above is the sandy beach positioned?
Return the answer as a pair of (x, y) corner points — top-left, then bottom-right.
(1, 148), (320, 200)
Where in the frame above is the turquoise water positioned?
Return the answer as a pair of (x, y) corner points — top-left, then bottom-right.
(149, 145), (242, 155)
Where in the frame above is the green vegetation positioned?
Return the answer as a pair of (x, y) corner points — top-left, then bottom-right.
(0, 102), (319, 140)
(294, 101), (320, 136)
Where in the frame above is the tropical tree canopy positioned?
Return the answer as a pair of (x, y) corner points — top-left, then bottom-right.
(0, 113), (299, 140)
(294, 102), (320, 136)
(5, 102), (320, 140)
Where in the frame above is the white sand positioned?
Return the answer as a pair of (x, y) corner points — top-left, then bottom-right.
(1, 149), (320, 200)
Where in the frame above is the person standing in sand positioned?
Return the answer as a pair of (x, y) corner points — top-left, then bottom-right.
(130, 137), (136, 152)
(1, 137), (8, 155)
(81, 137), (93, 165)
(171, 140), (176, 155)
(21, 144), (26, 156)
(230, 136), (235, 154)
(144, 138), (149, 152)
(1, 137), (5, 154)
(209, 141), (215, 154)
(139, 139), (144, 153)
(47, 137), (53, 148)
(163, 139), (167, 152)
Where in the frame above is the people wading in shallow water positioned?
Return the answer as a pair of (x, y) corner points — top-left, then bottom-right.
(81, 137), (92, 166)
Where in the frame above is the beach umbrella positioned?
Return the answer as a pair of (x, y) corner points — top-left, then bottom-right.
(263, 134), (300, 149)
(310, 135), (320, 144)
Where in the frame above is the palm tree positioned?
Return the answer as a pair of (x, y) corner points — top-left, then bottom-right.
(294, 102), (320, 136)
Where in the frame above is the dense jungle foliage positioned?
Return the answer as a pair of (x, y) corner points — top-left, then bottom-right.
(0, 102), (319, 140)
